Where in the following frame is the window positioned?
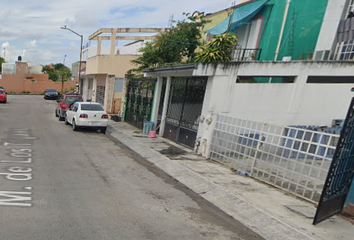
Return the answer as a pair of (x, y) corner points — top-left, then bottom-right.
(236, 76), (296, 83)
(307, 76), (354, 83)
(80, 104), (104, 111)
(347, 0), (354, 16)
(64, 96), (83, 104)
(334, 40), (354, 60)
(71, 103), (78, 112)
(114, 78), (124, 93)
(45, 88), (57, 92)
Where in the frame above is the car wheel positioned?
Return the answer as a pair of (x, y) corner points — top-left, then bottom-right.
(100, 127), (107, 134)
(72, 119), (78, 131)
(64, 116), (69, 125)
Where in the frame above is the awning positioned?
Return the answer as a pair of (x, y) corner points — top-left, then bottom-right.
(206, 0), (268, 35)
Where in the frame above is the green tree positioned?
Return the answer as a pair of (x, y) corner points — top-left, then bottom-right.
(157, 13), (207, 63)
(130, 13), (209, 73)
(129, 42), (161, 73)
(53, 63), (65, 70)
(58, 66), (72, 82)
(195, 33), (238, 63)
(0, 57), (5, 73)
(42, 64), (72, 82)
(42, 65), (59, 81)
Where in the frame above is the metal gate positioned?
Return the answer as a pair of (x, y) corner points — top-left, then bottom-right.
(163, 77), (207, 148)
(124, 77), (156, 129)
(313, 98), (354, 224)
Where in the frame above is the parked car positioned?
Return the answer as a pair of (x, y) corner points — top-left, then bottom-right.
(0, 89), (7, 103)
(55, 93), (83, 121)
(44, 88), (59, 100)
(65, 102), (109, 133)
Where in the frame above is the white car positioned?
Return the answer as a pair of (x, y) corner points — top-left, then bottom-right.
(65, 102), (109, 133)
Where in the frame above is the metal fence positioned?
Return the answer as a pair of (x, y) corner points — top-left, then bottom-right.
(232, 48), (262, 61)
(209, 115), (340, 202)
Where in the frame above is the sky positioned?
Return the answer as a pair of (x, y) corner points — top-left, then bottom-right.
(0, 0), (241, 69)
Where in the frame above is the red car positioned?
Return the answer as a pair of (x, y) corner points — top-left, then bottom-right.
(55, 93), (83, 121)
(0, 89), (7, 103)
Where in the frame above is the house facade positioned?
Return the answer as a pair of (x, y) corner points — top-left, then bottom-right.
(80, 28), (168, 114)
(0, 61), (76, 94)
(200, 0), (353, 62)
(138, 0), (354, 213)
(141, 0), (354, 150)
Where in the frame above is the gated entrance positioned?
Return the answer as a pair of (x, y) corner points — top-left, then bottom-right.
(124, 77), (156, 129)
(163, 77), (207, 148)
(313, 98), (354, 224)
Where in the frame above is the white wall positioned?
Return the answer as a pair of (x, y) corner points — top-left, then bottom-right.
(315, 0), (346, 52)
(195, 62), (354, 126)
(195, 61), (354, 155)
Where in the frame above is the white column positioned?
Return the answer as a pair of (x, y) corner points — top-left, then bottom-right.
(159, 76), (172, 136)
(151, 77), (163, 126)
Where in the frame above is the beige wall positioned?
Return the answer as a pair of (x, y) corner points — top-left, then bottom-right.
(86, 55), (138, 77)
(0, 62), (76, 94)
(24, 81), (76, 94)
(26, 73), (51, 82)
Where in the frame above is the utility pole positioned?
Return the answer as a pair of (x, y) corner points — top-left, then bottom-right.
(61, 55), (67, 93)
(61, 26), (83, 90)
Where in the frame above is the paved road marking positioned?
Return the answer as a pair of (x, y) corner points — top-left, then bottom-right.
(0, 129), (36, 207)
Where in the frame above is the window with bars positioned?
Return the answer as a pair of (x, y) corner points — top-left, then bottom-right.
(348, 0), (354, 16)
(334, 40), (354, 60)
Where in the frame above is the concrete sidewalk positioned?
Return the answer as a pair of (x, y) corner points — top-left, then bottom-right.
(108, 121), (354, 240)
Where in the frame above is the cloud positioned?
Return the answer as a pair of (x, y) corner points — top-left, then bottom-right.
(30, 40), (37, 48)
(0, 0), (240, 67)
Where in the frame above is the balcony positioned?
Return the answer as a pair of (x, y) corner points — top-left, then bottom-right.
(232, 48), (262, 61)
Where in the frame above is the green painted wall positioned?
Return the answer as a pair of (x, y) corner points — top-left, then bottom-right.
(258, 0), (329, 61)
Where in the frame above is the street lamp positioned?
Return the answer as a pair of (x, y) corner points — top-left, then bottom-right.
(61, 25), (83, 93)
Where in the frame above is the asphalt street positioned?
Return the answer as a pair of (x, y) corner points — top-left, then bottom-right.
(0, 95), (263, 240)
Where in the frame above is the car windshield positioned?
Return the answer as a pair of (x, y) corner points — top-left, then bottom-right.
(64, 96), (83, 104)
(81, 104), (104, 111)
(46, 89), (57, 92)
(0, 90), (4, 94)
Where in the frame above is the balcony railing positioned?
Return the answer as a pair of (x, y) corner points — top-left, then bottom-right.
(232, 48), (262, 61)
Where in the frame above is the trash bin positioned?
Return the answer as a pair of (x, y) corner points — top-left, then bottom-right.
(143, 121), (154, 135)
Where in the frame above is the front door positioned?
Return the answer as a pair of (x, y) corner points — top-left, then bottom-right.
(163, 77), (207, 148)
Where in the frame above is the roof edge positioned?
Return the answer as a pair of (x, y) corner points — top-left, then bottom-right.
(142, 63), (198, 73)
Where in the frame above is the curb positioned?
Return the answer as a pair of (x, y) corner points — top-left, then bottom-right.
(108, 125), (318, 240)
